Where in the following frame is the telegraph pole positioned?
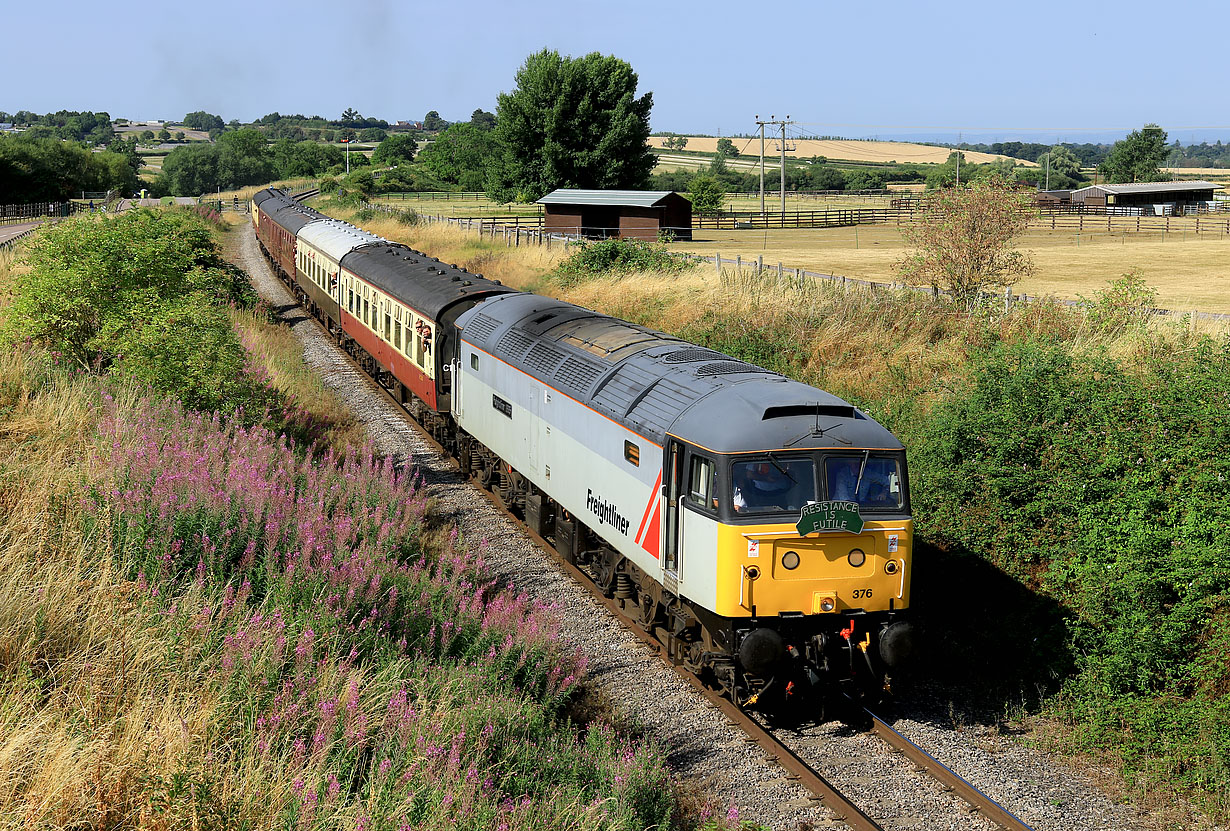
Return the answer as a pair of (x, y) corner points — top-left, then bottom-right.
(756, 116), (765, 216)
(755, 115), (793, 218)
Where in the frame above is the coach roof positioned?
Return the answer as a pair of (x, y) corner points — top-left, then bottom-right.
(340, 243), (517, 319)
(298, 219), (384, 263)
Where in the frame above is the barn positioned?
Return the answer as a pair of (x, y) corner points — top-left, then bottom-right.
(538, 189), (693, 241)
(1069, 181), (1222, 214)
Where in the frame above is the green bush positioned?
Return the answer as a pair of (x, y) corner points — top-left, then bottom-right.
(555, 237), (691, 285)
(908, 336), (1230, 808)
(3, 209), (265, 414)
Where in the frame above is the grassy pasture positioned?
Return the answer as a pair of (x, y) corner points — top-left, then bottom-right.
(669, 221), (1230, 314)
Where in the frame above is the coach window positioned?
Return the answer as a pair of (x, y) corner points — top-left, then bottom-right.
(348, 282), (355, 314)
(686, 455), (718, 513)
(363, 292), (369, 326)
(385, 309), (392, 341)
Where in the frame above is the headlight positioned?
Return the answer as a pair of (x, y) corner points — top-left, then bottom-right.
(819, 597), (836, 612)
(782, 550), (800, 570)
(848, 548), (866, 568)
(884, 559), (899, 574)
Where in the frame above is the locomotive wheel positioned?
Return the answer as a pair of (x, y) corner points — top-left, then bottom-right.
(478, 458), (496, 491)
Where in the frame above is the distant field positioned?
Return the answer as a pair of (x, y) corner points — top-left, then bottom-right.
(668, 221), (1230, 314)
(650, 136), (1036, 166)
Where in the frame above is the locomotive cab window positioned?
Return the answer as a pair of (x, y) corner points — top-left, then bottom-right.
(824, 454), (904, 510)
(731, 456), (815, 515)
(687, 456), (717, 512)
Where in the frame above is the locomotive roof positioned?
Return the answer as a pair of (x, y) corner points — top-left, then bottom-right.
(340, 243), (517, 320)
(298, 219), (384, 262)
(457, 293), (901, 453)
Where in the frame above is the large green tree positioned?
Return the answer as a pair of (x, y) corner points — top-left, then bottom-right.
(1101, 124), (1168, 183)
(490, 49), (655, 202)
(183, 111), (225, 132)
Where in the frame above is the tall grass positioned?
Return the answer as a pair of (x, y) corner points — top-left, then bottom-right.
(0, 219), (739, 830)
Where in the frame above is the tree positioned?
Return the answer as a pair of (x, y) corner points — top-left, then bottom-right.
(716, 138), (739, 158)
(845, 169), (886, 191)
(415, 124), (500, 191)
(157, 128), (171, 142)
(358, 127), (387, 142)
(423, 110), (447, 132)
(371, 133), (419, 166)
(469, 109), (496, 131)
(1025, 146), (1084, 190)
(183, 111), (224, 132)
(1101, 124), (1168, 183)
(897, 175), (1035, 308)
(662, 136), (688, 150)
(490, 49), (654, 202)
(340, 108), (361, 125)
(174, 132), (186, 142)
(687, 175), (725, 216)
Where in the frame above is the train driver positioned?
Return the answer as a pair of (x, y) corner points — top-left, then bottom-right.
(732, 461), (795, 512)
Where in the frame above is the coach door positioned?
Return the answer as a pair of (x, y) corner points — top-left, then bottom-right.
(663, 440), (684, 594)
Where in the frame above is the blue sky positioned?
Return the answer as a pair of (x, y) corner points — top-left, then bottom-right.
(6, 0), (1230, 144)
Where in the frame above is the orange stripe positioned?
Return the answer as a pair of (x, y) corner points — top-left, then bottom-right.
(635, 470), (663, 544)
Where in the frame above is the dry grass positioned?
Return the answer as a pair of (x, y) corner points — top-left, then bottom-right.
(650, 135), (1034, 166)
(229, 304), (367, 450)
(332, 205), (566, 285)
(669, 223), (1230, 314)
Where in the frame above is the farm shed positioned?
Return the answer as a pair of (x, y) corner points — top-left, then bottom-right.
(1034, 190), (1071, 207)
(537, 189), (693, 241)
(1070, 181), (1222, 213)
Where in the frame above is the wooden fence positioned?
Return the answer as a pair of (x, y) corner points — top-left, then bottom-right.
(695, 206), (912, 229)
(1035, 212), (1230, 235)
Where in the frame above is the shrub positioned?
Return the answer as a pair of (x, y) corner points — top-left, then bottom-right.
(555, 237), (690, 285)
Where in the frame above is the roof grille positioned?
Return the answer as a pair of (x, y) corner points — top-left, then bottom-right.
(696, 361), (759, 377)
(496, 329), (534, 360)
(662, 347), (724, 363)
(466, 313), (499, 342)
(524, 342), (566, 375)
(556, 357), (603, 393)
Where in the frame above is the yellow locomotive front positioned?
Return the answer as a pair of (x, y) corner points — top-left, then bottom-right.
(680, 447), (915, 713)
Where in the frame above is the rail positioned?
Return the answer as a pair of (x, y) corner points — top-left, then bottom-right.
(863, 707), (1034, 831)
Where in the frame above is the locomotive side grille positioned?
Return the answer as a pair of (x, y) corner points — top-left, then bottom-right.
(555, 357), (603, 394)
(696, 360), (760, 377)
(524, 342), (566, 375)
(496, 329), (534, 360)
(662, 347), (724, 363)
(466, 313), (500, 343)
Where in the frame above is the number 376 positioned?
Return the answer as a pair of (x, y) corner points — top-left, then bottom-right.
(851, 588), (873, 599)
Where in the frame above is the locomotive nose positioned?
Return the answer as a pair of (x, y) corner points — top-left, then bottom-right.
(739, 627), (787, 676)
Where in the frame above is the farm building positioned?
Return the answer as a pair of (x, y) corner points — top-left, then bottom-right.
(537, 189), (693, 241)
(1034, 189), (1072, 207)
(1069, 181), (1222, 214)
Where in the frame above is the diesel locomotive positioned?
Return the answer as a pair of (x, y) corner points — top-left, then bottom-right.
(252, 188), (915, 713)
